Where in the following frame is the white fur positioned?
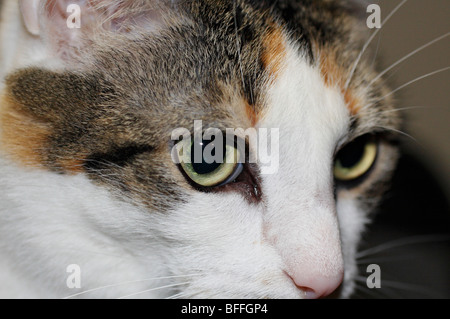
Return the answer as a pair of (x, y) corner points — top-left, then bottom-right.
(0, 1), (371, 298)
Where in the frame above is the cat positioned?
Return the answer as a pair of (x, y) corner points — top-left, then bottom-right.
(0, 0), (402, 299)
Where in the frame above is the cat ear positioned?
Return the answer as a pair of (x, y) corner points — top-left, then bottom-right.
(19, 0), (170, 60)
(19, 0), (41, 36)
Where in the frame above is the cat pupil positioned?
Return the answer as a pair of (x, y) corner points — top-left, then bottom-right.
(338, 136), (367, 168)
(191, 140), (225, 175)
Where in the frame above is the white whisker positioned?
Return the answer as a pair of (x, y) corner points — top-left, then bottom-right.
(63, 274), (200, 299)
(378, 105), (442, 115)
(356, 275), (445, 298)
(360, 67), (450, 111)
(379, 280), (441, 297)
(357, 234), (450, 259)
(367, 32), (450, 88)
(344, 0), (409, 91)
(375, 66), (450, 103)
(357, 255), (414, 265)
(352, 281), (386, 299)
(116, 282), (191, 299)
(369, 31), (383, 69)
(165, 291), (186, 299)
(374, 126), (420, 145)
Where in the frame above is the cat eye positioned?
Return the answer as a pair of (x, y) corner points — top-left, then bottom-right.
(176, 137), (244, 188)
(334, 135), (378, 182)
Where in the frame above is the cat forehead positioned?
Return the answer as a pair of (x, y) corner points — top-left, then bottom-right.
(84, 0), (398, 134)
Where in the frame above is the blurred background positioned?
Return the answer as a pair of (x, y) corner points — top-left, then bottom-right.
(354, 0), (450, 299)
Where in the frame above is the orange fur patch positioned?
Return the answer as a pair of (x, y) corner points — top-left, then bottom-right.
(318, 50), (361, 115)
(0, 94), (85, 173)
(57, 158), (86, 174)
(261, 25), (287, 79)
(343, 90), (361, 116)
(0, 94), (49, 168)
(245, 100), (259, 127)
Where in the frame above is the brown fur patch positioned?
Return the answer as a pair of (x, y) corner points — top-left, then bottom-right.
(261, 25), (287, 79)
(0, 94), (49, 168)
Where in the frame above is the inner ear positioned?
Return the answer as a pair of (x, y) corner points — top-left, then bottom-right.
(20, 0), (172, 61)
(19, 0), (41, 35)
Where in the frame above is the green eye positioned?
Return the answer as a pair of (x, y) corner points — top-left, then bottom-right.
(177, 138), (244, 188)
(334, 135), (378, 182)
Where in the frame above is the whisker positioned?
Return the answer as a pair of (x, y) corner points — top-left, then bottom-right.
(377, 105), (442, 115)
(352, 282), (386, 299)
(165, 291), (187, 299)
(369, 31), (383, 70)
(116, 281), (191, 299)
(344, 0), (409, 91)
(367, 32), (450, 88)
(374, 126), (421, 145)
(360, 66), (450, 113)
(379, 279), (442, 297)
(63, 274), (200, 299)
(368, 67), (450, 106)
(357, 255), (415, 265)
(354, 276), (406, 299)
(356, 275), (445, 298)
(357, 234), (450, 259)
(165, 288), (207, 299)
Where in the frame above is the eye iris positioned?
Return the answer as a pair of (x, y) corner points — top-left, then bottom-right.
(334, 135), (377, 182)
(178, 137), (243, 188)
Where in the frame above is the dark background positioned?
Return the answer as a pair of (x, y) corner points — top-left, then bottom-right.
(353, 0), (450, 299)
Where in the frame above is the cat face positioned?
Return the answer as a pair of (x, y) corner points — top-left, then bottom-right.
(0, 0), (400, 298)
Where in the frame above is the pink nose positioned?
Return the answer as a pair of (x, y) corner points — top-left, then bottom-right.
(287, 268), (344, 299)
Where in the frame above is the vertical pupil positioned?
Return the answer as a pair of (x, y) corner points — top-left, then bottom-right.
(191, 140), (226, 175)
(338, 136), (367, 168)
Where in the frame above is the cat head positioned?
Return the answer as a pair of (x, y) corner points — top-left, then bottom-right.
(1, 0), (399, 298)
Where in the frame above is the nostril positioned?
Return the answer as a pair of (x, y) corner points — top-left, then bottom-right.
(285, 270), (344, 299)
(297, 287), (319, 300)
(285, 273), (319, 299)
